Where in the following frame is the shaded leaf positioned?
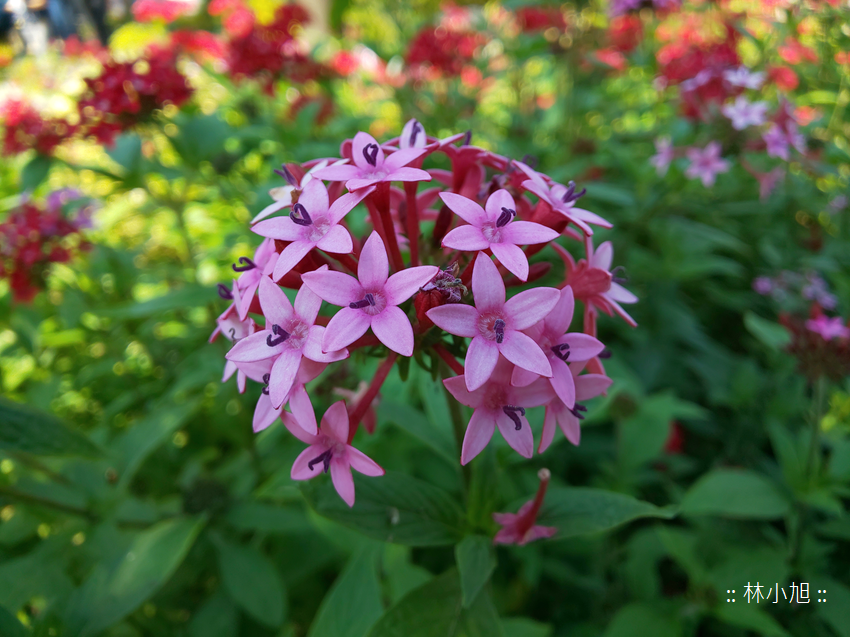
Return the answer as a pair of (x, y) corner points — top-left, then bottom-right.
(455, 535), (496, 608)
(188, 589), (238, 637)
(502, 618), (551, 637)
(603, 603), (681, 637)
(379, 402), (456, 462)
(680, 469), (790, 519)
(0, 397), (102, 457)
(744, 312), (791, 351)
(217, 538), (286, 628)
(714, 604), (789, 637)
(0, 605), (27, 637)
(21, 155), (52, 191)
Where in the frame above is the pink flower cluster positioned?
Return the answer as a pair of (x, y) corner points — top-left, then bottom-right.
(212, 122), (637, 528)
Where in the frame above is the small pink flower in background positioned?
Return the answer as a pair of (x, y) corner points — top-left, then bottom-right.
(756, 166), (785, 201)
(232, 238), (278, 320)
(806, 315), (850, 341)
(427, 252), (560, 391)
(512, 287), (605, 409)
(443, 356), (553, 464)
(253, 181), (374, 281)
(312, 131), (432, 191)
(514, 160), (611, 235)
(302, 231), (438, 356)
(721, 96), (769, 130)
(439, 189), (559, 281)
(285, 401), (384, 507)
(539, 361), (613, 452)
(493, 468), (557, 545)
(216, 298), (259, 394)
(226, 273), (348, 410)
(252, 160), (347, 223)
(685, 142), (730, 188)
(245, 358), (326, 433)
(650, 137), (674, 177)
(723, 66), (765, 89)
(763, 125), (790, 160)
(753, 276), (773, 295)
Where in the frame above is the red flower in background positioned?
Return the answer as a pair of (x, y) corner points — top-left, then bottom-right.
(768, 65), (799, 91)
(209, 0), (256, 37)
(406, 24), (487, 79)
(132, 0), (193, 23)
(1, 100), (75, 157)
(170, 30), (226, 61)
(609, 15), (643, 53)
(516, 6), (566, 32)
(778, 38), (818, 65)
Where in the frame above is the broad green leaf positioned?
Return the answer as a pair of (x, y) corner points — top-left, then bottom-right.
(301, 471), (464, 546)
(0, 397), (102, 457)
(0, 605), (27, 637)
(308, 548), (383, 637)
(715, 604), (789, 636)
(106, 134), (143, 174)
(679, 469), (790, 519)
(816, 577), (850, 637)
(65, 517), (205, 636)
(225, 501), (310, 533)
(455, 535), (496, 608)
(188, 590), (238, 637)
(535, 487), (676, 538)
(96, 285), (214, 319)
(502, 618), (551, 637)
(603, 603), (681, 637)
(619, 392), (705, 469)
(744, 312), (791, 351)
(21, 154), (52, 191)
(217, 538), (286, 628)
(379, 402), (456, 462)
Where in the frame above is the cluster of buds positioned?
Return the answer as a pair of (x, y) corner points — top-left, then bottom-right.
(211, 120), (637, 522)
(0, 191), (92, 302)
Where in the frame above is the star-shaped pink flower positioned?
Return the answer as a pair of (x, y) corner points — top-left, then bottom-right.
(514, 160), (611, 236)
(312, 131), (432, 191)
(440, 189), (559, 281)
(241, 357), (326, 433)
(493, 468), (557, 545)
(253, 180), (373, 281)
(685, 142), (730, 188)
(444, 356), (554, 464)
(229, 238), (279, 320)
(806, 315), (850, 341)
(539, 361), (612, 452)
(511, 286), (606, 408)
(301, 231), (438, 356)
(217, 304), (259, 394)
(427, 252), (560, 391)
(284, 401), (384, 507)
(226, 272), (348, 409)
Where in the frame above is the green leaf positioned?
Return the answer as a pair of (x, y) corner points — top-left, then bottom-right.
(379, 402), (456, 462)
(0, 605), (27, 637)
(106, 134), (143, 174)
(20, 155), (52, 191)
(367, 569), (502, 637)
(301, 471), (464, 546)
(225, 501), (310, 533)
(455, 535), (496, 608)
(535, 487), (676, 538)
(188, 590), (238, 637)
(0, 542), (73, 610)
(65, 517), (205, 636)
(603, 603), (681, 637)
(502, 618), (551, 637)
(0, 397), (102, 457)
(816, 577), (850, 637)
(96, 285), (214, 319)
(217, 538), (286, 628)
(714, 604), (790, 637)
(308, 548), (384, 637)
(744, 312), (791, 351)
(679, 469), (790, 519)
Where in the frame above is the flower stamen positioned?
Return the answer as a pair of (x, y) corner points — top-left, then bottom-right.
(308, 449), (333, 473)
(217, 283), (233, 300)
(349, 293), (376, 309)
(409, 120), (422, 146)
(266, 323), (291, 347)
(494, 318), (506, 344)
(502, 405), (526, 430)
(261, 373), (270, 395)
(232, 256), (257, 272)
(290, 203), (312, 226)
(551, 343), (570, 361)
(561, 180), (587, 204)
(496, 207), (515, 228)
(569, 403), (588, 420)
(274, 164), (299, 187)
(363, 143), (379, 167)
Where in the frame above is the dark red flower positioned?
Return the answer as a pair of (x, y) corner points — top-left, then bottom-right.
(1, 100), (75, 157)
(405, 25), (487, 78)
(516, 6), (566, 32)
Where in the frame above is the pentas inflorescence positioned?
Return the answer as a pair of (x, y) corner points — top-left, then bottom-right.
(212, 121), (637, 530)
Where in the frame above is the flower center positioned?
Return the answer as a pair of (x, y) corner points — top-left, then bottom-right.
(290, 203), (312, 226)
(481, 222), (502, 243)
(266, 319), (309, 350)
(305, 216), (331, 242)
(551, 343), (570, 361)
(478, 312), (507, 342)
(349, 290), (387, 316)
(363, 143), (379, 167)
(483, 384), (508, 411)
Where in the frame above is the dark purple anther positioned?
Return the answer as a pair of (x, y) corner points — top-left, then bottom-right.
(562, 180), (587, 204)
(494, 319), (506, 344)
(308, 449), (333, 473)
(363, 143), (379, 167)
(502, 405), (526, 430)
(232, 256), (257, 272)
(496, 207), (515, 228)
(349, 293), (376, 309)
(228, 327), (237, 340)
(611, 266), (628, 285)
(217, 283), (233, 300)
(521, 154), (538, 169)
(290, 203), (312, 226)
(409, 120), (422, 147)
(551, 343), (570, 361)
(266, 323), (291, 347)
(274, 164), (299, 187)
(261, 373), (270, 395)
(462, 130), (472, 146)
(569, 403), (588, 420)
(598, 349), (612, 359)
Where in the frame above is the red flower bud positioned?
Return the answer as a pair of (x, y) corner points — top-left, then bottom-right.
(414, 288), (446, 330)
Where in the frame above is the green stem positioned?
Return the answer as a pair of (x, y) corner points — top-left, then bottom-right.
(440, 361), (470, 496)
(805, 376), (827, 480)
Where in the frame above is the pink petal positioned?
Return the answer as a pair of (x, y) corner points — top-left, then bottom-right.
(311, 164), (359, 182)
(322, 307), (372, 352)
(500, 331), (552, 377)
(269, 349), (303, 408)
(576, 373), (613, 401)
(371, 306), (414, 356)
(298, 178), (330, 214)
(346, 177), (381, 191)
(322, 400), (350, 443)
(238, 280), (259, 321)
(328, 187), (374, 224)
(539, 405), (557, 453)
(237, 370), (247, 393)
(519, 179), (553, 205)
(442, 225), (490, 251)
(383, 147), (428, 170)
(316, 224), (353, 254)
(294, 276), (323, 324)
(439, 192), (487, 226)
(259, 276), (295, 326)
(523, 525), (558, 543)
(226, 331), (277, 363)
(283, 411), (320, 444)
(490, 242), (529, 281)
(461, 408), (496, 465)
(273, 241), (313, 281)
(443, 375), (485, 409)
(607, 282), (638, 304)
(559, 333), (605, 362)
(544, 287), (574, 336)
(513, 377), (555, 407)
(352, 131), (385, 171)
(503, 287), (561, 330)
(384, 265), (440, 305)
(496, 410), (534, 459)
(427, 304), (479, 338)
(510, 365), (539, 388)
(465, 336), (500, 391)
(291, 443), (329, 479)
(591, 241), (613, 271)
(301, 270), (363, 306)
(492, 512), (519, 526)
(386, 167), (432, 183)
(253, 394), (281, 433)
(304, 325), (349, 362)
(400, 119), (427, 149)
(288, 384), (317, 435)
(484, 189), (516, 222)
(330, 458), (356, 507)
(471, 252), (505, 312)
(605, 296), (638, 327)
(236, 358), (274, 383)
(252, 198), (289, 224)
(347, 447), (384, 476)
(573, 208), (612, 229)
(252, 216), (302, 241)
(297, 358), (328, 384)
(358, 231), (389, 290)
(549, 357), (576, 408)
(500, 221), (559, 245)
(493, 528), (522, 545)
(514, 160), (549, 190)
